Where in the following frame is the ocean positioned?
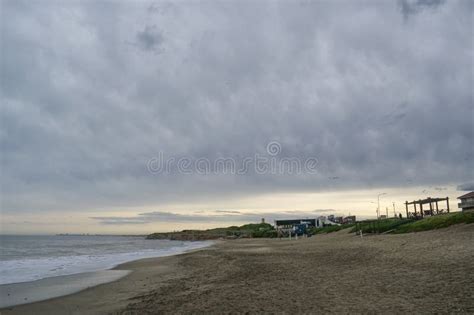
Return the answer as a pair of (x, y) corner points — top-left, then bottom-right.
(0, 235), (212, 285)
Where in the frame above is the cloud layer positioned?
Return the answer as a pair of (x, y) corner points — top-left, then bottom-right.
(1, 0), (472, 216)
(91, 209), (336, 225)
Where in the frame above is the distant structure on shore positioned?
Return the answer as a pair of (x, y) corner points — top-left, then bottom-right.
(458, 191), (474, 212)
(405, 197), (450, 219)
(274, 219), (319, 237)
(327, 215), (356, 224)
(274, 215), (356, 237)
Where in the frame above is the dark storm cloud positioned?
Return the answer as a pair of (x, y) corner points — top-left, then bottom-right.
(135, 25), (164, 53)
(398, 0), (446, 19)
(0, 0), (472, 214)
(457, 183), (474, 191)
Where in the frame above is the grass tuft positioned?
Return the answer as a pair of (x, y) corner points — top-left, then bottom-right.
(393, 211), (474, 233)
(351, 218), (414, 234)
(310, 224), (354, 235)
(351, 212), (473, 235)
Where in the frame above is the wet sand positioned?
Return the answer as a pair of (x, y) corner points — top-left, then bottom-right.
(2, 224), (473, 314)
(0, 270), (130, 308)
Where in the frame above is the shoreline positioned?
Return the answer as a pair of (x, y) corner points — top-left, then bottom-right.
(0, 241), (215, 309)
(2, 225), (473, 314)
(0, 270), (131, 308)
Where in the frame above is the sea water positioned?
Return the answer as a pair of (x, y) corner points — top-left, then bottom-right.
(0, 235), (212, 285)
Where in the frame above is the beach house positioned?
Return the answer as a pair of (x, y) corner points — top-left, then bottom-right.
(274, 218), (323, 237)
(343, 216), (356, 224)
(458, 191), (474, 212)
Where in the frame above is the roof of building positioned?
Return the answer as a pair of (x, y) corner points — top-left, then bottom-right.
(458, 191), (474, 199)
(406, 197), (448, 205)
(275, 219), (316, 226)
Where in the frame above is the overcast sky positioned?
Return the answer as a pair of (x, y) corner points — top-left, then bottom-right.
(1, 0), (473, 234)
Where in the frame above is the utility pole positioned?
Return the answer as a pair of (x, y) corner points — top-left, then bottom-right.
(377, 193), (386, 219)
(393, 202), (396, 217)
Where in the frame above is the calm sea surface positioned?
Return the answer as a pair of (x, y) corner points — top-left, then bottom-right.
(0, 235), (211, 285)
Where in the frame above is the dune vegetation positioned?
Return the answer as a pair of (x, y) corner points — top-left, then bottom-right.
(393, 211), (474, 233)
(146, 212), (474, 240)
(146, 223), (276, 240)
(351, 212), (474, 235)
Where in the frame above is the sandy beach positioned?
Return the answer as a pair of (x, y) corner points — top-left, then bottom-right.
(2, 224), (473, 314)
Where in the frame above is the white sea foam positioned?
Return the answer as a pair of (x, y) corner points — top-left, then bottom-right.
(0, 236), (212, 285)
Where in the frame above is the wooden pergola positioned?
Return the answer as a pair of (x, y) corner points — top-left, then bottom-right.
(405, 197), (450, 219)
